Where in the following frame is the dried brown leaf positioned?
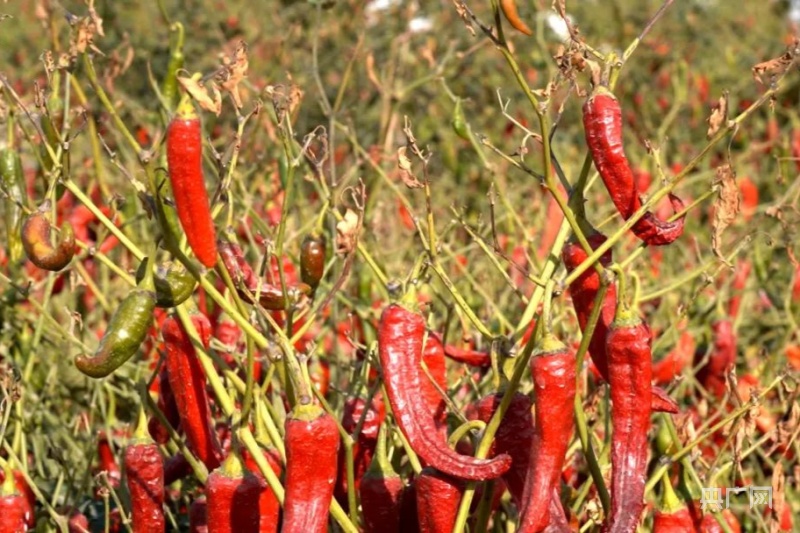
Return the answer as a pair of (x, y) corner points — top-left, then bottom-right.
(752, 39), (799, 84)
(397, 147), (423, 189)
(707, 94), (728, 139)
(217, 41), (249, 109)
(336, 209), (361, 256)
(178, 76), (222, 116)
(711, 164), (740, 263)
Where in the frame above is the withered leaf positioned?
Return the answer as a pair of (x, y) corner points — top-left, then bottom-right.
(711, 164), (740, 263)
(218, 40), (249, 109)
(336, 209), (361, 256)
(397, 146), (423, 189)
(707, 94), (728, 139)
(178, 75), (222, 116)
(752, 39), (799, 84)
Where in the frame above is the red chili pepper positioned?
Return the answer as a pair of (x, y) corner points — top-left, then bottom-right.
(518, 335), (576, 533)
(697, 509), (741, 533)
(499, 0), (533, 36)
(65, 506), (90, 533)
(242, 446), (282, 533)
(282, 403), (340, 533)
(334, 396), (386, 507)
(562, 235), (678, 414)
(422, 333), (448, 436)
(695, 319), (736, 398)
(652, 330), (696, 385)
(166, 100), (218, 267)
(466, 392), (534, 505)
(399, 477), (421, 533)
(652, 477), (695, 533)
(20, 205), (76, 271)
(206, 450), (264, 532)
(378, 304), (511, 481)
(163, 313), (223, 471)
(163, 453), (193, 486)
(148, 365), (182, 445)
(96, 431), (122, 491)
(0, 461), (28, 533)
(359, 425), (404, 533)
(124, 413), (165, 533)
(583, 87), (686, 246)
(416, 467), (464, 533)
(431, 332), (491, 368)
(602, 297), (652, 533)
(544, 490), (574, 533)
(189, 496), (208, 533)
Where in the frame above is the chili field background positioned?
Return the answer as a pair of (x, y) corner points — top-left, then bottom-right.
(0, 0), (799, 531)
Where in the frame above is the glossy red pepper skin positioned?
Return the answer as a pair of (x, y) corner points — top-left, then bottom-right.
(466, 393), (534, 505)
(583, 87), (685, 246)
(562, 236), (678, 415)
(166, 105), (217, 268)
(206, 458), (263, 533)
(0, 469), (35, 529)
(602, 315), (653, 533)
(163, 314), (223, 471)
(124, 441), (165, 532)
(519, 341), (576, 533)
(416, 467), (464, 533)
(378, 304), (511, 481)
(653, 506), (695, 532)
(282, 404), (340, 533)
(0, 492), (27, 532)
(242, 447), (282, 533)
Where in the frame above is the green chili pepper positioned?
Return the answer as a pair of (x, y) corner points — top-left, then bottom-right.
(135, 260), (196, 308)
(75, 259), (157, 378)
(451, 98), (470, 141)
(1, 149), (25, 263)
(161, 22), (185, 111)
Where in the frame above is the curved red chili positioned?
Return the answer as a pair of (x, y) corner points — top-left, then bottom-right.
(583, 87), (686, 246)
(21, 207), (75, 271)
(282, 403), (340, 533)
(431, 332), (491, 368)
(416, 467), (464, 533)
(378, 304), (511, 481)
(206, 451), (263, 532)
(562, 235), (678, 414)
(163, 313), (223, 471)
(499, 0), (533, 36)
(602, 304), (652, 533)
(519, 335), (576, 533)
(167, 101), (218, 267)
(123, 413), (165, 533)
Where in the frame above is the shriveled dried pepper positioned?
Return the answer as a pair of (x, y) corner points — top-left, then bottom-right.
(378, 304), (511, 481)
(500, 0), (533, 36)
(0, 460), (28, 533)
(135, 260), (196, 308)
(519, 334), (576, 533)
(1, 149), (25, 263)
(163, 312), (223, 470)
(282, 403), (340, 533)
(602, 287), (652, 533)
(124, 411), (165, 533)
(562, 235), (678, 414)
(167, 100), (218, 267)
(75, 265), (156, 378)
(416, 467), (464, 533)
(359, 424), (404, 533)
(218, 239), (310, 309)
(21, 204), (75, 271)
(206, 450), (263, 533)
(583, 87), (686, 246)
(300, 233), (326, 293)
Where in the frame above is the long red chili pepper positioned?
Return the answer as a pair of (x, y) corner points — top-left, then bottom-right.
(499, 0), (533, 36)
(583, 87), (686, 246)
(602, 295), (652, 533)
(359, 425), (404, 533)
(519, 334), (576, 533)
(695, 319), (736, 398)
(163, 313), (223, 471)
(421, 333), (448, 437)
(206, 450), (264, 532)
(242, 445), (282, 533)
(96, 431), (122, 491)
(166, 100), (218, 267)
(124, 412), (165, 533)
(416, 467), (464, 533)
(562, 235), (678, 414)
(652, 330), (695, 385)
(0, 461), (27, 533)
(282, 403), (340, 533)
(466, 392), (534, 505)
(378, 304), (511, 481)
(148, 366), (182, 445)
(431, 332), (491, 368)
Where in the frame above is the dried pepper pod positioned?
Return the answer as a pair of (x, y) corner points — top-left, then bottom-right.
(75, 264), (157, 378)
(124, 411), (165, 533)
(21, 204), (75, 271)
(500, 0), (533, 36)
(518, 334), (576, 533)
(359, 425), (404, 533)
(466, 392), (534, 504)
(1, 149), (25, 263)
(583, 87), (686, 246)
(206, 450), (263, 533)
(0, 460), (28, 533)
(218, 239), (311, 310)
(135, 260), (196, 308)
(416, 467), (464, 533)
(163, 312), (223, 471)
(562, 235), (678, 414)
(282, 403), (340, 533)
(378, 304), (511, 481)
(601, 287), (653, 533)
(300, 233), (326, 293)
(166, 100), (218, 267)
